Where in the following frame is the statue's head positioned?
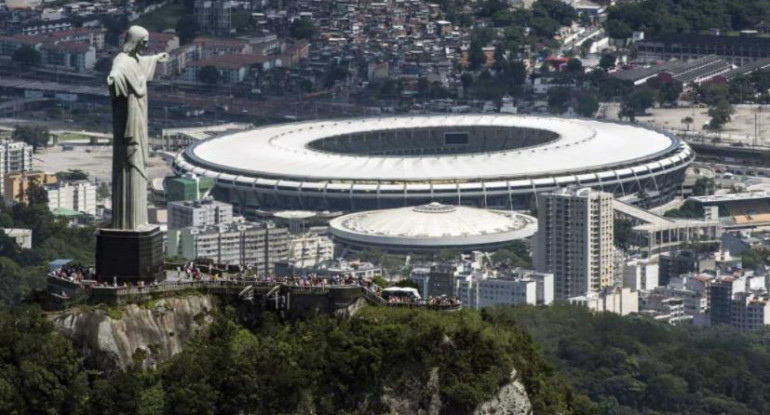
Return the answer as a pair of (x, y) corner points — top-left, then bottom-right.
(123, 25), (150, 55)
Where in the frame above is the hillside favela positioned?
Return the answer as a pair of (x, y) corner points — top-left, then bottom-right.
(3, 0), (770, 413)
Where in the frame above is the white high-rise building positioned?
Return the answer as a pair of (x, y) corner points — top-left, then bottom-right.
(569, 287), (639, 316)
(454, 268), (554, 309)
(623, 257), (660, 291)
(0, 140), (33, 197)
(477, 271), (554, 308)
(535, 187), (614, 300)
(287, 233), (335, 264)
(167, 222), (290, 274)
(167, 199), (233, 230)
(44, 181), (97, 216)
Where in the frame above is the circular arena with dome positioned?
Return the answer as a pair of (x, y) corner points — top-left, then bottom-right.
(171, 115), (694, 213)
(329, 202), (537, 254)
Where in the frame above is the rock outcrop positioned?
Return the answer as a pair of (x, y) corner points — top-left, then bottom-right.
(378, 367), (532, 415)
(474, 369), (533, 415)
(51, 295), (214, 370)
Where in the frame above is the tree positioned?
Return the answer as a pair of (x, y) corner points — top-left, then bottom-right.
(0, 305), (90, 413)
(25, 180), (49, 207)
(198, 66), (221, 85)
(12, 46), (41, 69)
(623, 87), (656, 117)
(175, 15), (200, 44)
(619, 103), (637, 122)
(471, 27), (496, 46)
(323, 62), (349, 88)
(467, 41), (486, 70)
(492, 9), (515, 27)
(574, 90), (599, 118)
(100, 14), (129, 46)
(741, 247), (770, 268)
(393, 279), (420, 289)
(55, 169), (89, 181)
(493, 51), (528, 95)
(681, 116), (694, 135)
(97, 182), (111, 201)
(614, 219), (634, 250)
(700, 83), (730, 106)
(599, 54), (617, 71)
(547, 87), (572, 114)
(580, 38), (594, 57)
(290, 19), (316, 40)
(606, 19), (633, 40)
(534, 0), (577, 26)
(417, 77), (430, 100)
(12, 125), (48, 149)
(437, 248), (458, 262)
(658, 81), (682, 106)
(692, 177), (715, 196)
(460, 72), (474, 92)
(491, 240), (532, 268)
(529, 15), (560, 38)
(708, 100), (733, 130)
(566, 58), (583, 74)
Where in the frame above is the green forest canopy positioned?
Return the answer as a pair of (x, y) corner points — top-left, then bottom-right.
(485, 305), (770, 415)
(0, 305), (594, 414)
(607, 0), (770, 38)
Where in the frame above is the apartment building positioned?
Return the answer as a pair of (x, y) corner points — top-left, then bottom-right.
(44, 180), (97, 216)
(0, 140), (33, 197)
(167, 222), (290, 275)
(536, 187), (615, 300)
(167, 199), (233, 230)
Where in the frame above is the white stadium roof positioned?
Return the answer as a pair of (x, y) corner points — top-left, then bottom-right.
(186, 115), (679, 182)
(329, 202), (537, 248)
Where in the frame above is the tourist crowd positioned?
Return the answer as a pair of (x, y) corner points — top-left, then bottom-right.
(49, 264), (95, 282)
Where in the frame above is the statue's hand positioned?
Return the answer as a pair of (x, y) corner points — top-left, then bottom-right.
(156, 52), (169, 63)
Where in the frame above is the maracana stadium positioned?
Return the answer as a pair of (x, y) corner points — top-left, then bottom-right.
(171, 115), (694, 213)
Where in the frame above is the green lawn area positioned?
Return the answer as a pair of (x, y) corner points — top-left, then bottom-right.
(134, 3), (186, 32)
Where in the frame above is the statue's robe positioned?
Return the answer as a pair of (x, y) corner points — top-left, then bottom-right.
(107, 53), (158, 230)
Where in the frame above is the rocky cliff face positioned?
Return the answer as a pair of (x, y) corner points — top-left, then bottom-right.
(378, 367), (532, 415)
(51, 295), (215, 370)
(474, 369), (533, 415)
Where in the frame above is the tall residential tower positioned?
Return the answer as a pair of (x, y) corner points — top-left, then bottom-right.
(535, 187), (615, 300)
(0, 140), (33, 198)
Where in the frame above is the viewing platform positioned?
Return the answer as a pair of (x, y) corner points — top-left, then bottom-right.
(47, 276), (462, 315)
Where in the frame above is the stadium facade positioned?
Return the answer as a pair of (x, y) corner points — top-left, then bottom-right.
(171, 115), (694, 213)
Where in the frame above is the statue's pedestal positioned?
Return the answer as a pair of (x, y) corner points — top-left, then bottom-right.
(96, 227), (164, 284)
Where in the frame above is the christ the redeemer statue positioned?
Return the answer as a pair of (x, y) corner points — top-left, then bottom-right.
(107, 25), (168, 230)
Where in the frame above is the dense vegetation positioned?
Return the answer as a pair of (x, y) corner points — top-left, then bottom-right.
(0, 184), (96, 305)
(739, 246), (770, 268)
(0, 305), (594, 414)
(3, 277), (770, 415)
(607, 0), (770, 39)
(486, 305), (770, 415)
(663, 199), (705, 219)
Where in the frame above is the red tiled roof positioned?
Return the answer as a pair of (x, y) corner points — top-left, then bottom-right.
(193, 37), (247, 49)
(42, 41), (91, 53)
(149, 31), (177, 42)
(189, 54), (269, 70)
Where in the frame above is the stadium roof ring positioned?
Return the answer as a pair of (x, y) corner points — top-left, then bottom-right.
(172, 115), (694, 212)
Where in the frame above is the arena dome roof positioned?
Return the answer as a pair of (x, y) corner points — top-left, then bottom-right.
(329, 202), (537, 251)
